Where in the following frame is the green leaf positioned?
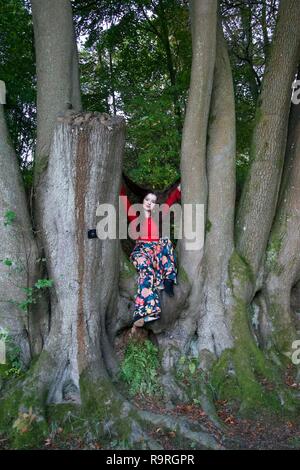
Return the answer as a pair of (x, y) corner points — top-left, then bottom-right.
(188, 362), (196, 375)
(4, 210), (16, 226)
(2, 258), (13, 267)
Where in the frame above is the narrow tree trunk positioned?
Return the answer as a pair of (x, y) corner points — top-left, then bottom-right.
(196, 15), (236, 357)
(157, 0), (182, 131)
(235, 0), (300, 281)
(109, 50), (117, 116)
(151, 0), (220, 406)
(261, 0), (270, 62)
(239, 2), (260, 101)
(31, 0), (82, 177)
(154, 8), (237, 418)
(0, 92), (38, 365)
(179, 0), (217, 279)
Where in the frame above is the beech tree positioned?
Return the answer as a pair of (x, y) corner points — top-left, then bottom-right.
(1, 0), (300, 449)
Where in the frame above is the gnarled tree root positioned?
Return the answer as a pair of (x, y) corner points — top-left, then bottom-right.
(0, 366), (223, 449)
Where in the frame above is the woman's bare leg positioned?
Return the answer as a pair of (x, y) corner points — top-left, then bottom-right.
(129, 318), (145, 337)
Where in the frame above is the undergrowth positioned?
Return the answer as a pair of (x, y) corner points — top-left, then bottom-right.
(119, 339), (163, 397)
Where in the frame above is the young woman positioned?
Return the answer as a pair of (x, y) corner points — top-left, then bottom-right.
(120, 182), (181, 333)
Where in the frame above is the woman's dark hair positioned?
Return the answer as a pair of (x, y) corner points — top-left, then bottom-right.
(122, 173), (157, 204)
(139, 191), (157, 204)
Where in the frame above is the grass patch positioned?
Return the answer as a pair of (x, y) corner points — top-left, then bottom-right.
(120, 339), (162, 397)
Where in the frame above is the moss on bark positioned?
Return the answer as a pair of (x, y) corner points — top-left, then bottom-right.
(210, 251), (300, 417)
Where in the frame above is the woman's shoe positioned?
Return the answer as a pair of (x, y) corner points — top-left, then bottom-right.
(164, 279), (174, 297)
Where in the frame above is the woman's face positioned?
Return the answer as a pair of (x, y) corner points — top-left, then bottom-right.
(143, 193), (157, 212)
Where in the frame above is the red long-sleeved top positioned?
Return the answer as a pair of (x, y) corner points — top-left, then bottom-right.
(120, 184), (181, 241)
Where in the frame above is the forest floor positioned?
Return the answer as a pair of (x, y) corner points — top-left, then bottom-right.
(1, 332), (300, 450)
(1, 390), (299, 450)
(133, 394), (300, 450)
(114, 329), (300, 450)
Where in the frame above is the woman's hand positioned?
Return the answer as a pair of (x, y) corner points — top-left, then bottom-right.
(177, 184), (181, 191)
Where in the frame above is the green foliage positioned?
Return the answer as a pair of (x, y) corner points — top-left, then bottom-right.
(16, 279), (54, 311)
(2, 258), (13, 267)
(75, 0), (191, 189)
(21, 164), (34, 192)
(205, 219), (212, 234)
(176, 354), (216, 406)
(33, 279), (53, 289)
(1, 0), (277, 194)
(124, 94), (182, 188)
(0, 0), (36, 169)
(176, 354), (216, 402)
(3, 210), (17, 226)
(1, 210), (54, 313)
(177, 355), (199, 377)
(120, 339), (162, 397)
(265, 234), (283, 272)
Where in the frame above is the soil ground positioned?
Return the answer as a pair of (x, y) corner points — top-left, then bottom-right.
(1, 330), (299, 450)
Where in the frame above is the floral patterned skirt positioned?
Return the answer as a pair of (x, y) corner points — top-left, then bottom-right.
(129, 238), (177, 323)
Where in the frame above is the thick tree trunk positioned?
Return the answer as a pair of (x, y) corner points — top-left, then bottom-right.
(256, 82), (300, 352)
(141, 0), (300, 418)
(151, 0), (219, 397)
(195, 15), (236, 357)
(154, 10), (236, 364)
(1, 112), (127, 444)
(0, 112), (220, 450)
(35, 111), (125, 401)
(2, 0), (300, 451)
(30, 0), (82, 355)
(147, 3), (236, 414)
(0, 93), (38, 365)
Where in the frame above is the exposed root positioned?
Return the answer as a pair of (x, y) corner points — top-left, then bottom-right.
(138, 410), (224, 449)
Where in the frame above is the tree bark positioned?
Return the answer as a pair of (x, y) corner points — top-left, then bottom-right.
(0, 112), (220, 450)
(31, 0), (82, 177)
(2, 0), (300, 450)
(235, 0), (300, 281)
(256, 79), (300, 352)
(196, 14), (236, 357)
(30, 0), (82, 354)
(151, 8), (238, 418)
(0, 94), (38, 365)
(179, 0), (217, 279)
(35, 111), (125, 401)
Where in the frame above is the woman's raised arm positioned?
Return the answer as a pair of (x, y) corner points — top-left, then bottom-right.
(161, 184), (181, 217)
